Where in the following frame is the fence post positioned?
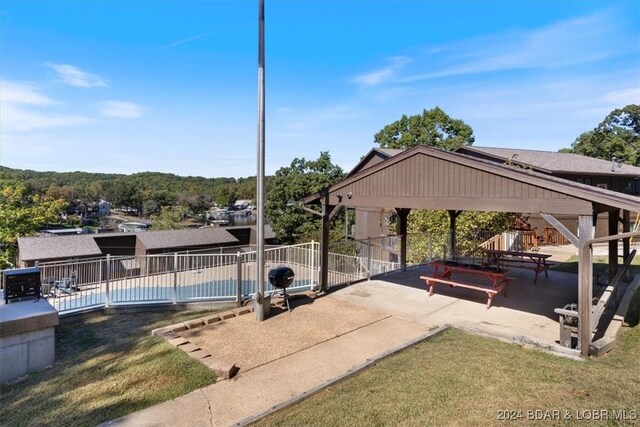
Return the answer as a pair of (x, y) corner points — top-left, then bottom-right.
(367, 237), (372, 279)
(310, 240), (316, 289)
(236, 252), (242, 307)
(105, 254), (111, 308)
(173, 252), (178, 304)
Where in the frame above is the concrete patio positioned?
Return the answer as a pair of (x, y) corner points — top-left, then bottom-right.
(337, 263), (579, 347)
(105, 261), (584, 427)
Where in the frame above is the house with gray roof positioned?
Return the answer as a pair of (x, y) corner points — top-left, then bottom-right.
(456, 146), (640, 194)
(134, 228), (239, 255)
(17, 235), (103, 267)
(224, 224), (277, 246)
(16, 227), (243, 267)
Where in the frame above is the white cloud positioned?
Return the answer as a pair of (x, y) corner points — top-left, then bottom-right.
(0, 79), (91, 132)
(349, 10), (635, 88)
(163, 32), (212, 48)
(46, 63), (109, 88)
(402, 11), (634, 83)
(602, 88), (640, 105)
(0, 80), (57, 106)
(352, 56), (412, 87)
(278, 104), (359, 132)
(100, 100), (146, 119)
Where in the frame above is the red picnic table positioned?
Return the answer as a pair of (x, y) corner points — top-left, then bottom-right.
(420, 260), (513, 309)
(483, 249), (551, 284)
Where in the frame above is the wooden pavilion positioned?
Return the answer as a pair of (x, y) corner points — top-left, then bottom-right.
(304, 145), (640, 356)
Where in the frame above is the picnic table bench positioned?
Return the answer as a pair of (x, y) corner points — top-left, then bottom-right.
(421, 261), (514, 309)
(483, 249), (551, 284)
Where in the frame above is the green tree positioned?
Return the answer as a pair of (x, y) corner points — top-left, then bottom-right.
(561, 104), (640, 165)
(266, 152), (345, 244)
(142, 190), (176, 218)
(404, 210), (515, 263)
(374, 106), (474, 150)
(0, 181), (67, 268)
(214, 185), (238, 208)
(105, 178), (143, 213)
(150, 206), (188, 230)
(177, 194), (211, 218)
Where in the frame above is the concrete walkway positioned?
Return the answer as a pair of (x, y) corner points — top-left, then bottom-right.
(102, 298), (436, 427)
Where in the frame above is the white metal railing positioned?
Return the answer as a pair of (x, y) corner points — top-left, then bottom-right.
(35, 242), (322, 314)
(3, 241), (405, 315)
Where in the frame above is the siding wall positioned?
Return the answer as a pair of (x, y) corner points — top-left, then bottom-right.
(331, 153), (592, 215)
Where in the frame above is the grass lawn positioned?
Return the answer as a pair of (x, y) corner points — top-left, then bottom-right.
(0, 310), (217, 427)
(551, 254), (640, 276)
(256, 292), (640, 426)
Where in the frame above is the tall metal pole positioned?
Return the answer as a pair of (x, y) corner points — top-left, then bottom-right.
(255, 0), (267, 321)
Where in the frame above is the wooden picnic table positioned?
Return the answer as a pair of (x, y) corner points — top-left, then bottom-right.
(420, 260), (513, 309)
(483, 249), (551, 284)
(429, 260), (512, 290)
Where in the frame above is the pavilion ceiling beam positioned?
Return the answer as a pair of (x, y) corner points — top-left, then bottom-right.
(540, 213), (579, 247)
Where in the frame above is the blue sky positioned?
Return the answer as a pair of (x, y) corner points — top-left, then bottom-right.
(1, 0), (639, 178)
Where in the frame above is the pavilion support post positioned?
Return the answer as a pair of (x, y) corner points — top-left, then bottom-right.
(577, 214), (594, 357)
(395, 208), (411, 271)
(622, 210), (630, 261)
(608, 209), (620, 279)
(320, 194), (331, 293)
(448, 210), (461, 259)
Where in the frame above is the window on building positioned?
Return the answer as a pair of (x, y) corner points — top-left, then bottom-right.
(630, 180), (640, 195)
(577, 178), (593, 185)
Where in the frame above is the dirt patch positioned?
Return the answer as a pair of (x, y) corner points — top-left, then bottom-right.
(180, 294), (389, 373)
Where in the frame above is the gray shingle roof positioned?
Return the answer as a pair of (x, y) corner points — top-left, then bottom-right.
(374, 148), (405, 158)
(224, 224), (276, 240)
(136, 228), (239, 250)
(18, 235), (103, 262)
(459, 146), (640, 175)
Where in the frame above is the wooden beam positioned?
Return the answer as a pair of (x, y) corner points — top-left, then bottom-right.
(319, 195), (331, 293)
(587, 229), (640, 245)
(328, 204), (343, 222)
(448, 210), (460, 259)
(540, 213), (579, 247)
(623, 210), (630, 261)
(608, 209), (620, 278)
(578, 215), (594, 357)
(320, 195), (594, 215)
(300, 205), (323, 217)
(395, 208), (411, 271)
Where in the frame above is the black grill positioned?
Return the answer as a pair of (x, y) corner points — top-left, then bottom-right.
(268, 267), (295, 311)
(3, 267), (41, 304)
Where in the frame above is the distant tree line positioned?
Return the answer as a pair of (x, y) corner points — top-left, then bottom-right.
(0, 167), (270, 219)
